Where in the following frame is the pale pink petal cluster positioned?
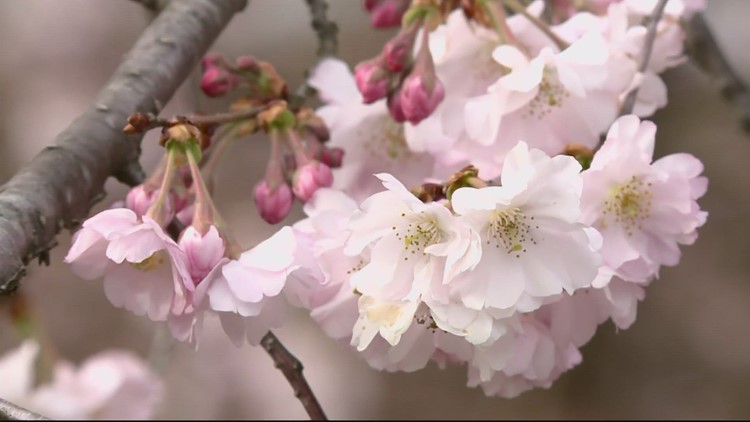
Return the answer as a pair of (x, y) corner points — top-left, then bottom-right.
(581, 115), (708, 283)
(0, 341), (162, 420)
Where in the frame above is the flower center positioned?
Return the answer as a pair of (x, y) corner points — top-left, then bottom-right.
(487, 207), (536, 257)
(524, 67), (569, 120)
(130, 251), (166, 272)
(393, 213), (443, 260)
(360, 116), (415, 161)
(601, 175), (653, 235)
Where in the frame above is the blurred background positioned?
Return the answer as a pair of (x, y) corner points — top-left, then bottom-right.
(0, 0), (749, 419)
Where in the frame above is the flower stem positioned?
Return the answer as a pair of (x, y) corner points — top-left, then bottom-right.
(481, 0), (517, 47)
(619, 0), (669, 116)
(504, 0), (569, 50)
(145, 147), (178, 226)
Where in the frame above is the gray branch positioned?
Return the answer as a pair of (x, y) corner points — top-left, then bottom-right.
(686, 13), (750, 133)
(0, 398), (47, 421)
(619, 0), (669, 116)
(0, 0), (247, 294)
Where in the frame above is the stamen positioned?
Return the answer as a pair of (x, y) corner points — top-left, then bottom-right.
(487, 207), (536, 257)
(601, 175), (653, 236)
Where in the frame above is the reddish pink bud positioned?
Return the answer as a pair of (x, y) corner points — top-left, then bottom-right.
(354, 57), (391, 104)
(383, 24), (419, 72)
(292, 161), (334, 202)
(399, 32), (444, 124)
(370, 0), (409, 29)
(387, 90), (407, 122)
(200, 67), (239, 97)
(399, 74), (444, 124)
(363, 0), (380, 12)
(319, 147), (345, 168)
(235, 55), (260, 73)
(254, 181), (293, 224)
(201, 52), (228, 70)
(126, 185), (171, 218)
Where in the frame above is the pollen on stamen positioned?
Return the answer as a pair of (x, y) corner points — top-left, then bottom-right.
(487, 207), (535, 255)
(601, 175), (654, 236)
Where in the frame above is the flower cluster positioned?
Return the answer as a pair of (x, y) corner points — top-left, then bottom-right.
(62, 0), (710, 405)
(291, 116), (706, 396)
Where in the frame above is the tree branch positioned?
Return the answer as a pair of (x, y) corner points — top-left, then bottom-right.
(261, 331), (328, 420)
(0, 0), (248, 295)
(304, 0), (338, 58)
(291, 0), (339, 108)
(686, 13), (750, 133)
(0, 398), (47, 421)
(619, 0), (669, 116)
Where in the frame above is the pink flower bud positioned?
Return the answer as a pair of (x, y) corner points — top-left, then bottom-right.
(235, 55), (260, 73)
(319, 147), (345, 168)
(126, 185), (173, 220)
(383, 24), (419, 73)
(363, 0), (380, 12)
(200, 67), (239, 97)
(354, 58), (391, 104)
(399, 74), (444, 124)
(201, 52), (227, 70)
(254, 181), (293, 224)
(292, 162), (334, 202)
(387, 90), (407, 122)
(370, 0), (409, 29)
(398, 34), (444, 124)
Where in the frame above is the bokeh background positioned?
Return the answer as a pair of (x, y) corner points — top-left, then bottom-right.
(0, 0), (749, 419)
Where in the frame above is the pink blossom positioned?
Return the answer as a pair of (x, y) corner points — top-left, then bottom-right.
(64, 208), (191, 321)
(307, 58), (436, 202)
(581, 115), (708, 283)
(0, 341), (162, 420)
(292, 161), (334, 202)
(205, 226), (300, 345)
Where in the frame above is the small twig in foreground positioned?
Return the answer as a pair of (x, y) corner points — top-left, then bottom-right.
(619, 0), (669, 116)
(0, 398), (47, 421)
(261, 331), (328, 420)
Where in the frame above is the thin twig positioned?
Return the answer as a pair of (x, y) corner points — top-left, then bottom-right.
(0, 0), (247, 294)
(261, 331), (328, 420)
(0, 398), (47, 421)
(686, 13), (750, 133)
(125, 106), (266, 134)
(291, 0), (340, 108)
(504, 0), (568, 50)
(619, 0), (669, 116)
(304, 0), (339, 58)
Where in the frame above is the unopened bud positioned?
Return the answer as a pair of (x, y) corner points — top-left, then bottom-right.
(354, 57), (391, 104)
(319, 147), (345, 168)
(387, 90), (407, 122)
(292, 161), (334, 202)
(254, 181), (293, 224)
(399, 33), (444, 124)
(369, 0), (410, 29)
(235, 55), (261, 73)
(383, 22), (420, 72)
(200, 66), (240, 97)
(126, 185), (163, 217)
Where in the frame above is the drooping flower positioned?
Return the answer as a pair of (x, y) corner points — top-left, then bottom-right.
(64, 208), (191, 322)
